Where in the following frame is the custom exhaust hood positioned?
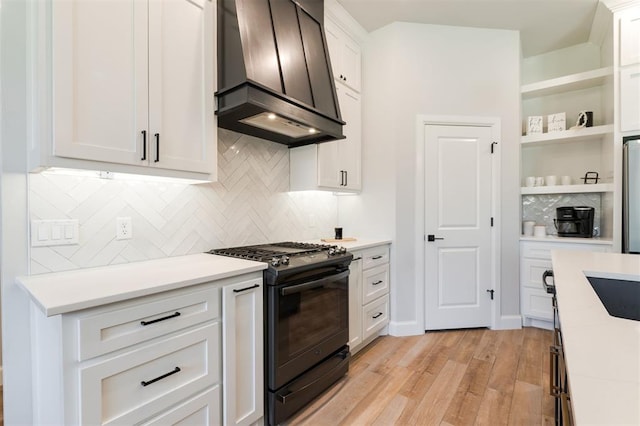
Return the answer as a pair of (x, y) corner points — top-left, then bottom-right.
(216, 0), (345, 147)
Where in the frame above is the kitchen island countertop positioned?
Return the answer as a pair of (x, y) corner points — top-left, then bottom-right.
(551, 250), (640, 425)
(18, 253), (267, 316)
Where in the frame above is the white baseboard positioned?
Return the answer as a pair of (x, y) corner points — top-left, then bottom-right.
(493, 315), (523, 330)
(522, 317), (553, 330)
(388, 320), (423, 336)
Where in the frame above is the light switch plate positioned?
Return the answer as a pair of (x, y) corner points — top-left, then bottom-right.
(31, 219), (79, 247)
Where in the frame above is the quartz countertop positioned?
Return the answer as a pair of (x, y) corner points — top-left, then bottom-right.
(520, 235), (613, 245)
(18, 253), (267, 316)
(307, 238), (392, 251)
(551, 250), (640, 425)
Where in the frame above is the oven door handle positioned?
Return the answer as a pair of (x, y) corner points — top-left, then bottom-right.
(280, 270), (349, 296)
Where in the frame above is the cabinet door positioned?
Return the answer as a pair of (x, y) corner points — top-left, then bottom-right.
(317, 140), (341, 188)
(148, 0), (216, 174)
(52, 0), (148, 165)
(339, 34), (361, 92)
(348, 253), (363, 351)
(621, 65), (640, 132)
(620, 10), (640, 66)
(222, 279), (264, 426)
(338, 86), (362, 190)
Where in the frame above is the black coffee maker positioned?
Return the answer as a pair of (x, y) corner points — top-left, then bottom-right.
(555, 206), (595, 238)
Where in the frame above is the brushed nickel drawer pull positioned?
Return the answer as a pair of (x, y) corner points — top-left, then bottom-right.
(141, 366), (181, 387)
(141, 311), (181, 326)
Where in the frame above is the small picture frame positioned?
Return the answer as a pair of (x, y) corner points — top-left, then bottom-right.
(548, 112), (566, 133)
(526, 116), (543, 135)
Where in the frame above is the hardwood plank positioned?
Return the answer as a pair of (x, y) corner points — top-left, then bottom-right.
(507, 380), (543, 425)
(516, 328), (544, 386)
(370, 394), (408, 426)
(474, 387), (512, 426)
(442, 357), (493, 425)
(472, 329), (503, 364)
(403, 360), (467, 425)
(449, 329), (485, 364)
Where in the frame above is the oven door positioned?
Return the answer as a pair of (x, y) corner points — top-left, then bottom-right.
(267, 268), (349, 390)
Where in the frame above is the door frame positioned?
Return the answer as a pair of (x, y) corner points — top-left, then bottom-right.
(415, 115), (501, 330)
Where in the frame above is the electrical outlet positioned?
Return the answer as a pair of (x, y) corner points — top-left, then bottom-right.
(116, 217), (133, 240)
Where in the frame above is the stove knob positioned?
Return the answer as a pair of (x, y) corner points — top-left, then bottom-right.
(271, 257), (281, 267)
(339, 246), (347, 254)
(281, 256), (290, 265)
(328, 248), (336, 256)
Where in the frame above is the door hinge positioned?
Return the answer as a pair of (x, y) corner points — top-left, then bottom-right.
(491, 141), (498, 154)
(491, 217), (494, 227)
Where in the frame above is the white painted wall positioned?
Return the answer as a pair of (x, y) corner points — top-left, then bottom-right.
(339, 22), (522, 334)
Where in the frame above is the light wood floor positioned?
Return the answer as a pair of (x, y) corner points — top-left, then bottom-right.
(288, 327), (554, 426)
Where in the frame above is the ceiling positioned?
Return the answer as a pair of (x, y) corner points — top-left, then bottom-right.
(336, 0), (602, 57)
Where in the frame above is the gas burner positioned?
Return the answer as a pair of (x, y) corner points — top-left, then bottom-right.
(207, 241), (351, 280)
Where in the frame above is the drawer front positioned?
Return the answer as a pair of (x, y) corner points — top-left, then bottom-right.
(521, 241), (612, 260)
(521, 258), (553, 290)
(141, 386), (221, 426)
(81, 322), (220, 426)
(362, 294), (389, 341)
(78, 285), (220, 360)
(521, 287), (553, 321)
(362, 264), (389, 305)
(362, 245), (389, 270)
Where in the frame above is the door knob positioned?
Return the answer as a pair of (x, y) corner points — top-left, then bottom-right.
(427, 235), (444, 242)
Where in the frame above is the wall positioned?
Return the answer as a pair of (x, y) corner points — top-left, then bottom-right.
(30, 130), (338, 273)
(339, 22), (521, 334)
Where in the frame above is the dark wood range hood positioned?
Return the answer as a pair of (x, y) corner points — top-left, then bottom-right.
(216, 0), (345, 147)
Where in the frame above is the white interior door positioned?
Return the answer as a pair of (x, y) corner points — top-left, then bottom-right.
(424, 124), (493, 330)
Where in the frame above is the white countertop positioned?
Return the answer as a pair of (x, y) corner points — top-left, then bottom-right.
(308, 238), (392, 251)
(551, 250), (640, 425)
(520, 235), (613, 245)
(18, 253), (266, 316)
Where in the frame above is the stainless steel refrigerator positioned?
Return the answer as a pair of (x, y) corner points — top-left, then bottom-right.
(623, 136), (640, 253)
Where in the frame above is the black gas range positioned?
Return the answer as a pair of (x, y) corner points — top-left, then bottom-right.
(208, 241), (352, 285)
(208, 241), (352, 425)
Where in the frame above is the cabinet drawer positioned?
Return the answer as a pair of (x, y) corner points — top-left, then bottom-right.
(362, 264), (389, 305)
(362, 245), (389, 270)
(521, 258), (553, 291)
(521, 287), (553, 321)
(80, 323), (220, 426)
(141, 386), (221, 426)
(78, 285), (220, 360)
(362, 294), (389, 341)
(521, 242), (611, 260)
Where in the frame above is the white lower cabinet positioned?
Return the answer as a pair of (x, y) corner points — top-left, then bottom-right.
(520, 240), (612, 328)
(349, 244), (391, 354)
(222, 280), (264, 426)
(29, 274), (263, 426)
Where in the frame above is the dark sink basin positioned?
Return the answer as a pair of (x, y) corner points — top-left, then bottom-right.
(587, 276), (640, 321)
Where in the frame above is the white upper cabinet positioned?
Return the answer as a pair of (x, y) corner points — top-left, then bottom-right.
(325, 19), (361, 92)
(620, 9), (640, 66)
(49, 0), (216, 178)
(316, 86), (361, 190)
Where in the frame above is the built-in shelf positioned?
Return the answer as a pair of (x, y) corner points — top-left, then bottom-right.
(521, 66), (613, 99)
(521, 124), (614, 146)
(521, 183), (614, 195)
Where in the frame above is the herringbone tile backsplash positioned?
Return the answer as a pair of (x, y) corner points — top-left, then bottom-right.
(29, 130), (338, 274)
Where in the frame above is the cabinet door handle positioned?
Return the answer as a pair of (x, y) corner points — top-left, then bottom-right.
(140, 311), (181, 326)
(141, 130), (147, 161)
(141, 366), (181, 387)
(352, 257), (362, 261)
(371, 255), (383, 260)
(233, 283), (260, 293)
(372, 312), (383, 319)
(154, 133), (160, 162)
(344, 170), (348, 186)
(372, 280), (383, 286)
